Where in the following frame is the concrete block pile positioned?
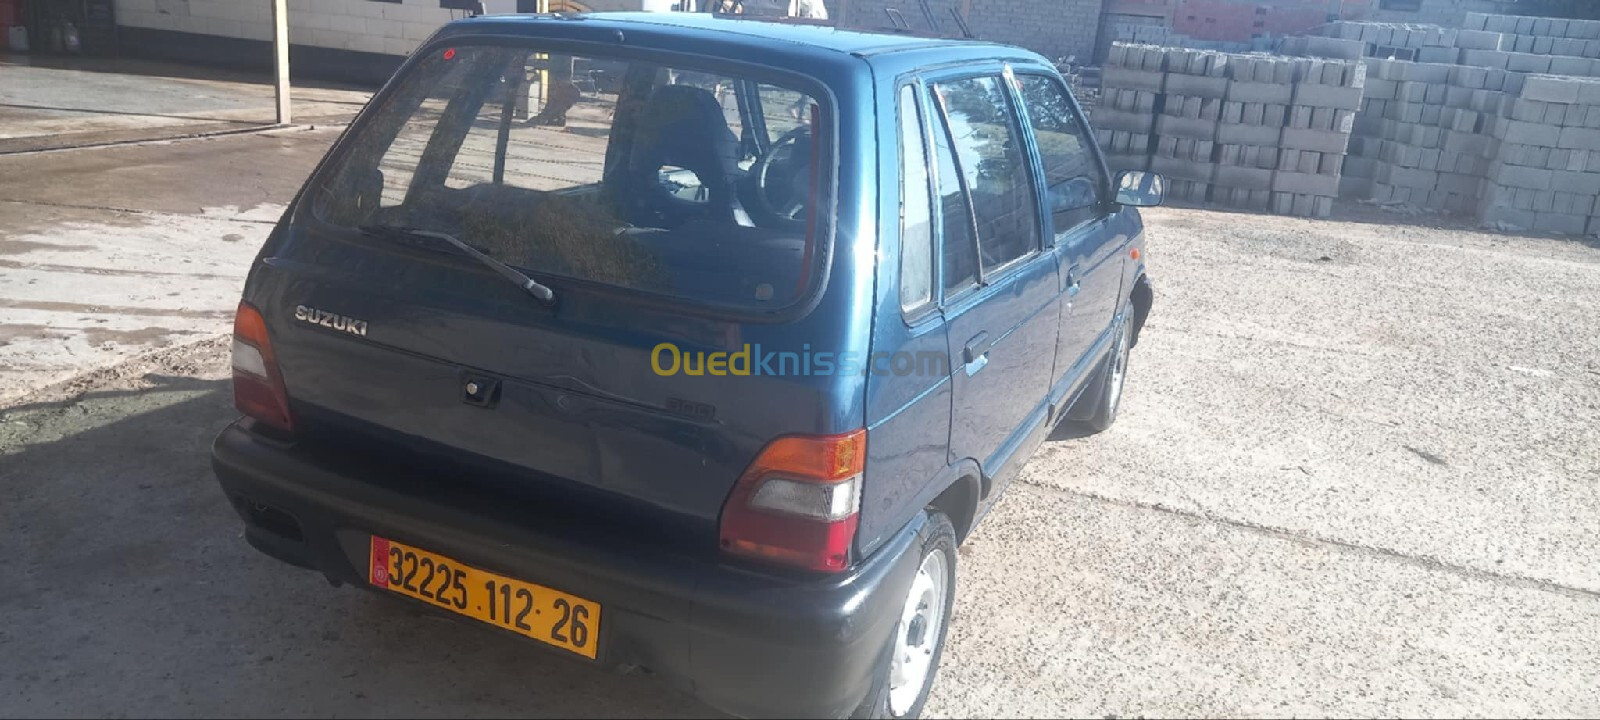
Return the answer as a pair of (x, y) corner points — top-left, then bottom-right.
(1150, 48), (1229, 203)
(1312, 21), (1460, 63)
(1463, 13), (1600, 65)
(1479, 74), (1600, 234)
(1268, 57), (1364, 217)
(1317, 14), (1600, 78)
(1210, 54), (1295, 211)
(1096, 42), (1365, 217)
(1104, 19), (1269, 55)
(1342, 59), (1504, 214)
(1094, 44), (1165, 175)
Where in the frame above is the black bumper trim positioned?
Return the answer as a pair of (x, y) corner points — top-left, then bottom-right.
(211, 421), (920, 718)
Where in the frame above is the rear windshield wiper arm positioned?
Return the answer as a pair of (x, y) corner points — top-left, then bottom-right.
(358, 224), (554, 304)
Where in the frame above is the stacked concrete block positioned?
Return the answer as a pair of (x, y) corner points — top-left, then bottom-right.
(1266, 57), (1365, 218)
(1280, 35), (1366, 62)
(1095, 86), (1159, 172)
(1464, 13), (1600, 60)
(1210, 55), (1295, 212)
(1344, 58), (1504, 214)
(1105, 21), (1177, 50)
(1453, 13), (1600, 79)
(1150, 48), (1230, 203)
(1479, 75), (1600, 234)
(1094, 43), (1166, 174)
(1311, 21), (1458, 63)
(1096, 42), (1366, 218)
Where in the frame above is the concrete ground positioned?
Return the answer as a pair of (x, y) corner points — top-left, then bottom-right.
(3, 124), (1599, 717)
(0, 124), (351, 403)
(0, 55), (370, 153)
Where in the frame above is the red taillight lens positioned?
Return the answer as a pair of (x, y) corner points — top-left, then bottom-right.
(718, 429), (866, 573)
(232, 302), (294, 433)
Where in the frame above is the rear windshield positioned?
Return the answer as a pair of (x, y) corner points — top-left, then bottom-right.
(312, 43), (830, 310)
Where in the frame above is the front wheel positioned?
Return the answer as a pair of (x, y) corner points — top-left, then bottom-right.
(853, 509), (958, 719)
(1077, 301), (1134, 434)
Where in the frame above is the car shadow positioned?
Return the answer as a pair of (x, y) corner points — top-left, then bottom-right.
(1046, 419), (1097, 443)
(0, 379), (723, 718)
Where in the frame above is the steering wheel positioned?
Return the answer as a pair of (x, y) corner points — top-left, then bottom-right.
(751, 126), (814, 225)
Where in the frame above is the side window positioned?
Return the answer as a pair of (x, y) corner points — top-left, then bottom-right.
(932, 76), (1041, 273)
(1017, 74), (1106, 233)
(929, 89), (978, 297)
(898, 86), (934, 312)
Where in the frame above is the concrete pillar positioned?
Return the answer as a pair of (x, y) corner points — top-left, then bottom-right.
(272, 0), (291, 124)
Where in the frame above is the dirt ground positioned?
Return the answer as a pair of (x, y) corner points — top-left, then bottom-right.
(3, 124), (1600, 717)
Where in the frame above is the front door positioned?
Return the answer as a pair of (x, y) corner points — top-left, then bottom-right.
(1013, 73), (1124, 380)
(926, 72), (1060, 478)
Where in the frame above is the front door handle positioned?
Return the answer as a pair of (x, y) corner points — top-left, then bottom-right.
(962, 331), (989, 375)
(1065, 264), (1082, 297)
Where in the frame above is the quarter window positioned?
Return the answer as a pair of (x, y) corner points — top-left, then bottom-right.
(932, 76), (1040, 273)
(1016, 74), (1105, 234)
(929, 89), (978, 297)
(898, 86), (934, 312)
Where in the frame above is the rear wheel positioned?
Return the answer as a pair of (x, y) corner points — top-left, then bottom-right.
(853, 510), (957, 719)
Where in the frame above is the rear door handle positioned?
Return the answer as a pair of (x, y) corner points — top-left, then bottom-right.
(962, 331), (989, 375)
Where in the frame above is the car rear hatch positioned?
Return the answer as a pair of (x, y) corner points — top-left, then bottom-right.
(240, 37), (848, 556)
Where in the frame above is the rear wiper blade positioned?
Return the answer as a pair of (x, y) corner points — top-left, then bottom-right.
(359, 224), (554, 304)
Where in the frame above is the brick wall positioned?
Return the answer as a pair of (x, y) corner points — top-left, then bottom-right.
(1173, 0), (1374, 42)
(840, 0), (1106, 63)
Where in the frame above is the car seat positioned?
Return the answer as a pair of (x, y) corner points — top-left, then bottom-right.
(622, 84), (754, 229)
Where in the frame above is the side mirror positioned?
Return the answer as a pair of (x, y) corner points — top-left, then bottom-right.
(1114, 170), (1164, 208)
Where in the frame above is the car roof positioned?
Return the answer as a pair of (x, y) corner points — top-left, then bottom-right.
(438, 11), (1046, 70)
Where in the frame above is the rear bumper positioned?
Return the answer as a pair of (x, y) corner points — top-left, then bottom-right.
(211, 421), (920, 719)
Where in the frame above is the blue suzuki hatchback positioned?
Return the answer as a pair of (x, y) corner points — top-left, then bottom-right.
(213, 11), (1157, 718)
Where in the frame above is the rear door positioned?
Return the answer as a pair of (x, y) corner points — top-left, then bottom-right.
(1013, 72), (1123, 382)
(926, 70), (1059, 478)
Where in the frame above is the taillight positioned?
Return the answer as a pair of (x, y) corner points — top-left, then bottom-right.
(232, 302), (294, 433)
(718, 429), (865, 573)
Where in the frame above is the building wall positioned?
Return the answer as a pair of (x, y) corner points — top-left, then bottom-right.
(1152, 0), (1373, 43)
(113, 0), (640, 61)
(840, 0), (1106, 63)
(110, 0), (646, 84)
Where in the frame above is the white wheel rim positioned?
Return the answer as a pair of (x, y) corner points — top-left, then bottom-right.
(1107, 312), (1132, 413)
(888, 547), (949, 716)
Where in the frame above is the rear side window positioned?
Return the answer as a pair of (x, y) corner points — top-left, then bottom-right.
(932, 76), (1040, 273)
(1016, 74), (1105, 233)
(898, 85), (934, 312)
(313, 45), (829, 310)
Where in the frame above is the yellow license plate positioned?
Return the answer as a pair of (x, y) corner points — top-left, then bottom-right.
(368, 535), (601, 659)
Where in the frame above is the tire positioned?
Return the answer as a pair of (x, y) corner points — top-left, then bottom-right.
(1076, 301), (1134, 434)
(852, 509), (958, 720)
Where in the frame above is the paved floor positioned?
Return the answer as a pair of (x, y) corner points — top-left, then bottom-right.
(0, 125), (347, 403)
(2, 125), (1599, 717)
(0, 54), (370, 152)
